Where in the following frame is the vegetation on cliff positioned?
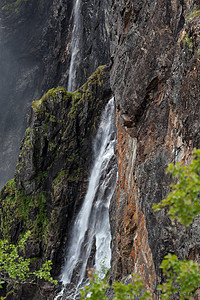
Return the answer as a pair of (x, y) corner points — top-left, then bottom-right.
(0, 65), (111, 298)
(0, 231), (56, 291)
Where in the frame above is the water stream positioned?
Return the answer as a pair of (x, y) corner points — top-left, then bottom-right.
(67, 0), (81, 92)
(55, 97), (117, 299)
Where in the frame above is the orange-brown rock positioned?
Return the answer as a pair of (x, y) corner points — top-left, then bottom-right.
(110, 0), (200, 295)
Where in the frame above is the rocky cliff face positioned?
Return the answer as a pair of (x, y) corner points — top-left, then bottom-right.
(109, 0), (200, 294)
(0, 0), (73, 187)
(0, 0), (110, 187)
(0, 0), (200, 299)
(0, 66), (111, 299)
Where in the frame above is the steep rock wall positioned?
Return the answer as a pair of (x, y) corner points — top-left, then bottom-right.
(74, 0), (111, 88)
(0, 0), (110, 187)
(0, 66), (111, 299)
(0, 0), (73, 187)
(110, 0), (200, 293)
(0, 0), (200, 298)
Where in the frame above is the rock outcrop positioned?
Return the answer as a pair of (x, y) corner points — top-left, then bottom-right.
(0, 66), (111, 299)
(0, 0), (73, 187)
(0, 0), (110, 187)
(0, 0), (200, 298)
(109, 0), (200, 294)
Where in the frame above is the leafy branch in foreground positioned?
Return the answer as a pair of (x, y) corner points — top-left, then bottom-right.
(112, 275), (151, 300)
(80, 272), (151, 300)
(153, 149), (200, 226)
(80, 271), (109, 300)
(153, 149), (200, 299)
(157, 254), (200, 300)
(0, 231), (57, 289)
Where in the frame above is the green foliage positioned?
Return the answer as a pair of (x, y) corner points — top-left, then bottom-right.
(187, 9), (200, 19)
(112, 275), (151, 300)
(153, 149), (200, 226)
(0, 231), (57, 289)
(80, 272), (151, 300)
(153, 149), (200, 299)
(80, 273), (109, 300)
(157, 253), (200, 299)
(32, 260), (57, 284)
(182, 33), (193, 52)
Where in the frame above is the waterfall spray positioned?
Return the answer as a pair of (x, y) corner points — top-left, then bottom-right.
(55, 97), (117, 299)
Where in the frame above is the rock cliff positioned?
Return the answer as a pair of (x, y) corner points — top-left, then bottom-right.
(0, 0), (200, 299)
(0, 0), (110, 187)
(109, 0), (200, 295)
(0, 66), (111, 299)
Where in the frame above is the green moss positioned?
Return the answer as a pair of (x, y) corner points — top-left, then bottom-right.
(2, 0), (28, 9)
(72, 92), (82, 101)
(50, 115), (56, 123)
(24, 129), (32, 150)
(36, 171), (47, 183)
(0, 179), (31, 239)
(187, 9), (200, 19)
(49, 141), (57, 151)
(16, 127), (33, 174)
(32, 86), (71, 114)
(1, 0), (28, 18)
(4, 178), (15, 196)
(0, 178), (49, 245)
(32, 192), (48, 238)
(53, 169), (66, 185)
(182, 33), (193, 52)
(67, 65), (107, 122)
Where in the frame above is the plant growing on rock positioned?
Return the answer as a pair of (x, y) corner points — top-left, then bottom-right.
(182, 33), (193, 52)
(0, 231), (57, 292)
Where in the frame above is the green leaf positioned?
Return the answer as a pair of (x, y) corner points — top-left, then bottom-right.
(153, 149), (200, 226)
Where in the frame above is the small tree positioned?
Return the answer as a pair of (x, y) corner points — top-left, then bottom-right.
(0, 231), (57, 291)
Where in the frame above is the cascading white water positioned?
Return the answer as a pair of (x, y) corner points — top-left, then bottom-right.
(55, 97), (117, 299)
(67, 0), (81, 92)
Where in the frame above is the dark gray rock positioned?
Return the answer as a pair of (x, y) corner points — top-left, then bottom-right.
(109, 0), (200, 294)
(0, 66), (111, 299)
(0, 0), (110, 187)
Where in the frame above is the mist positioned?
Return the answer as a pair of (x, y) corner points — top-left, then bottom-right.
(0, 0), (73, 188)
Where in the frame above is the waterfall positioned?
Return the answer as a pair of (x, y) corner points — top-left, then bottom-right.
(55, 97), (117, 299)
(67, 0), (81, 92)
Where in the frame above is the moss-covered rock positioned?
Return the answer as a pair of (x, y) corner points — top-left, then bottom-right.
(0, 65), (111, 299)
